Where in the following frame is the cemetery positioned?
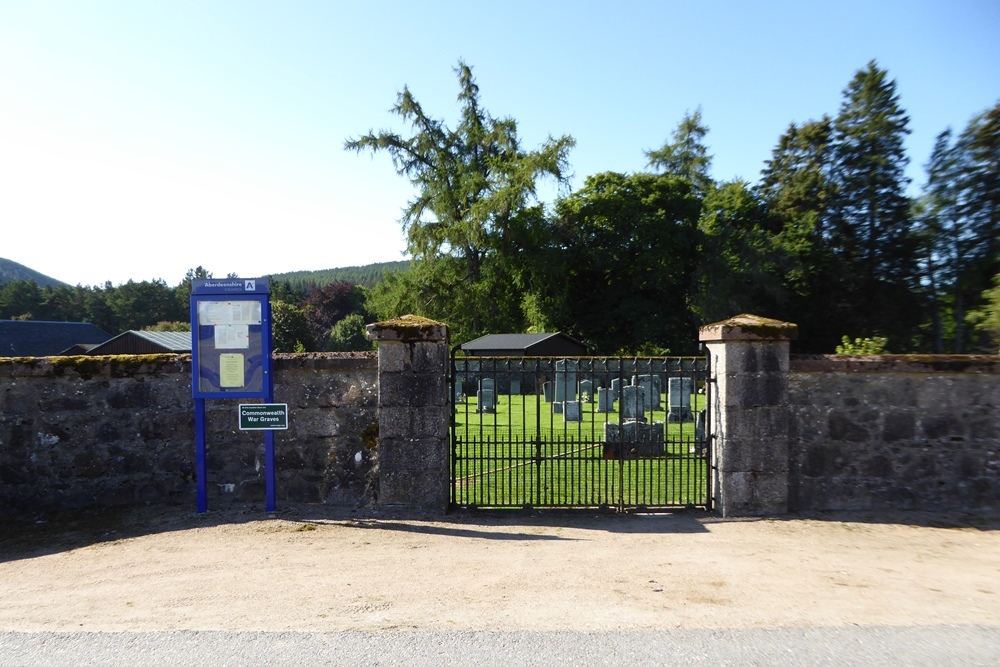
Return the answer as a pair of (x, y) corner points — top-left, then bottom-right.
(450, 365), (709, 508)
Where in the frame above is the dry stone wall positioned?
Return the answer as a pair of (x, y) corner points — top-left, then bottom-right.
(0, 352), (377, 516)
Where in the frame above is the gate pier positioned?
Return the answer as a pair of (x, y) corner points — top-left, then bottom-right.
(699, 314), (797, 517)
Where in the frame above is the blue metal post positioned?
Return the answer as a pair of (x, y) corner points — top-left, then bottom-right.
(195, 397), (207, 513)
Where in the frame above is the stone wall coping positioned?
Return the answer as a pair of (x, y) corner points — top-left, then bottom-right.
(791, 354), (1000, 374)
(0, 352), (376, 378)
(699, 314), (798, 342)
(366, 315), (449, 343)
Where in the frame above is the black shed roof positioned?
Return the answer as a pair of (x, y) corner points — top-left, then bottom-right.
(0, 320), (111, 358)
(460, 332), (588, 356)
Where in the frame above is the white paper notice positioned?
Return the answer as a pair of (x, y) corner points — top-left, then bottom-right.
(198, 301), (262, 326)
(214, 324), (250, 349)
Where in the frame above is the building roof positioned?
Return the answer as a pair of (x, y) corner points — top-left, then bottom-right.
(461, 332), (589, 356)
(86, 330), (192, 355)
(0, 320), (112, 358)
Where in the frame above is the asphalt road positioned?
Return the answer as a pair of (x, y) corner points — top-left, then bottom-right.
(2, 625), (999, 667)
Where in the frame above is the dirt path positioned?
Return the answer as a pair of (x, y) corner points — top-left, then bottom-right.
(1, 504), (998, 632)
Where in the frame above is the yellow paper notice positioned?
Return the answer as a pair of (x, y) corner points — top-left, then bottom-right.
(219, 353), (245, 388)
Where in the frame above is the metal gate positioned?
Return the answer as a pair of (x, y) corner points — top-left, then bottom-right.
(450, 354), (712, 511)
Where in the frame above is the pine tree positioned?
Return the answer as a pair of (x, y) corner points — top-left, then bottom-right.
(828, 61), (919, 344)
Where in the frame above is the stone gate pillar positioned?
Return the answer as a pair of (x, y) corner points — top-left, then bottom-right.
(699, 314), (797, 517)
(366, 315), (450, 511)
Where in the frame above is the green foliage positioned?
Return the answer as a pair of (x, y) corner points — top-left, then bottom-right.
(835, 335), (889, 354)
(966, 272), (1000, 351)
(270, 300), (314, 352)
(144, 321), (191, 332)
(645, 108), (714, 195)
(325, 313), (374, 352)
(539, 171), (702, 354)
(345, 61), (575, 343)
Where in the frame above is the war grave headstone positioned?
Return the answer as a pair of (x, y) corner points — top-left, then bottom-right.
(477, 389), (496, 413)
(509, 378), (521, 395)
(667, 377), (694, 422)
(563, 400), (582, 422)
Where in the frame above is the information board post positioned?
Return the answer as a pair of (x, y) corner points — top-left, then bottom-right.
(190, 277), (277, 513)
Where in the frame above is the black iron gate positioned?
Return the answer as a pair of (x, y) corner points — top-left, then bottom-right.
(450, 354), (712, 511)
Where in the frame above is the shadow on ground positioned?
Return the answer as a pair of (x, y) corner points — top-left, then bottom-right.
(2, 500), (998, 565)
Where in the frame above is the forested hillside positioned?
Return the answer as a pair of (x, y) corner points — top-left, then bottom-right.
(270, 260), (409, 290)
(0, 258), (65, 289)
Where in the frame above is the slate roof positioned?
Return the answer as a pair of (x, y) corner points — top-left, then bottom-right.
(461, 332), (589, 356)
(86, 330), (192, 355)
(0, 320), (112, 358)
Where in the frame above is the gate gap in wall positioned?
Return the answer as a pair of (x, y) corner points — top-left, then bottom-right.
(449, 354), (713, 511)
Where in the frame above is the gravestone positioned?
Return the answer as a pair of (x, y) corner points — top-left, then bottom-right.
(563, 400), (582, 422)
(509, 378), (521, 395)
(453, 378), (464, 404)
(543, 381), (553, 402)
(477, 389), (495, 413)
(603, 420), (665, 457)
(596, 387), (614, 413)
(554, 359), (578, 404)
(667, 377), (694, 422)
(620, 385), (646, 422)
(552, 401), (563, 414)
(634, 374), (660, 411)
(611, 378), (622, 394)
(480, 378), (495, 395)
(693, 408), (707, 454)
(578, 379), (594, 402)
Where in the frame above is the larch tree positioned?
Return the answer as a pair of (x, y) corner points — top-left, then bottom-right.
(345, 62), (575, 343)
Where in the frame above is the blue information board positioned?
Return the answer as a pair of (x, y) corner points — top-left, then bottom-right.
(190, 278), (272, 399)
(189, 277), (276, 513)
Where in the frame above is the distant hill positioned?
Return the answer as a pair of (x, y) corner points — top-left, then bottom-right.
(270, 260), (410, 290)
(0, 258), (67, 288)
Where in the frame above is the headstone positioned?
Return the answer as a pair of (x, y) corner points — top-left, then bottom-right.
(692, 409), (707, 454)
(480, 378), (496, 395)
(563, 400), (582, 422)
(578, 379), (594, 403)
(667, 377), (694, 422)
(453, 378), (464, 404)
(596, 387), (614, 413)
(611, 378), (622, 394)
(634, 374), (660, 411)
(620, 385), (646, 422)
(543, 381), (553, 403)
(554, 359), (578, 403)
(477, 389), (495, 413)
(603, 420), (665, 458)
(509, 378), (521, 395)
(552, 401), (563, 414)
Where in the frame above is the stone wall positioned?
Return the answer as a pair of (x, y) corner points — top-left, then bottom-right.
(0, 352), (377, 516)
(788, 355), (1000, 512)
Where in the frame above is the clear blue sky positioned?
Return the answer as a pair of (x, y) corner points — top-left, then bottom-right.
(2, 0), (998, 287)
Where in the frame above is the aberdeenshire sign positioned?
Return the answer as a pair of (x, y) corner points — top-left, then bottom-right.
(238, 403), (289, 430)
